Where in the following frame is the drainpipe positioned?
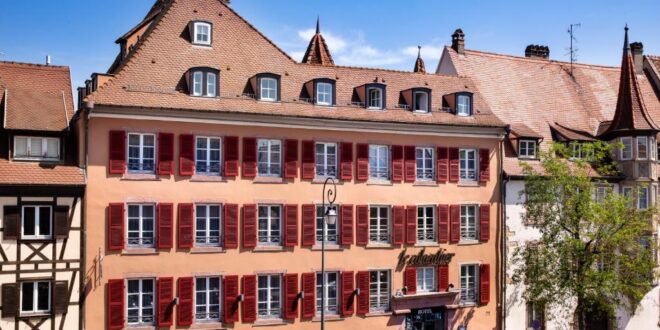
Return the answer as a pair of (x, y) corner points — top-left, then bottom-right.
(500, 125), (510, 330)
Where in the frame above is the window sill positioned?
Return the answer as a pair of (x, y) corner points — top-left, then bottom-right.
(365, 311), (393, 317)
(192, 43), (213, 49)
(253, 318), (286, 326)
(125, 325), (156, 330)
(365, 243), (394, 249)
(122, 248), (158, 255)
(366, 179), (392, 186)
(458, 240), (480, 246)
(190, 321), (225, 329)
(412, 110), (432, 115)
(314, 104), (335, 108)
(190, 246), (225, 254)
(415, 242), (439, 248)
(253, 176), (284, 184)
(458, 180), (479, 187)
(312, 177), (342, 184)
(311, 244), (342, 251)
(413, 180), (437, 186)
(254, 245), (285, 252)
(256, 100), (281, 104)
(122, 173), (159, 181)
(458, 302), (477, 308)
(191, 175), (225, 182)
(19, 312), (52, 318)
(12, 158), (62, 163)
(312, 314), (342, 322)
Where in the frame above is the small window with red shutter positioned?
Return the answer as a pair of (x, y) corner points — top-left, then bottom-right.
(127, 133), (157, 173)
(157, 133), (174, 175)
(193, 277), (221, 323)
(283, 273), (299, 319)
(284, 139), (299, 179)
(223, 275), (239, 323)
(315, 142), (339, 179)
(459, 205), (479, 242)
(301, 140), (316, 180)
(301, 273), (315, 318)
(256, 205), (283, 247)
(339, 142), (353, 181)
(195, 136), (222, 176)
(223, 204), (239, 249)
(391, 145), (404, 182)
(176, 277), (194, 326)
(108, 130), (126, 175)
(242, 275), (257, 322)
(255, 139), (282, 177)
(179, 134), (195, 176)
(223, 136), (239, 177)
(459, 264), (483, 304)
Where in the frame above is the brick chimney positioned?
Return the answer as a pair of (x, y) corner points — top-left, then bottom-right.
(524, 45), (550, 59)
(451, 29), (465, 54)
(630, 42), (643, 74)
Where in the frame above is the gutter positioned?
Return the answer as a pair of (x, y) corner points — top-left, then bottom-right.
(499, 126), (509, 330)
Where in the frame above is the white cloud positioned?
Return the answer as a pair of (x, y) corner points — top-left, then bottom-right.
(402, 45), (445, 60)
(297, 28), (347, 54)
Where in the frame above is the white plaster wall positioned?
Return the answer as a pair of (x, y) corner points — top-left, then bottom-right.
(618, 285), (660, 329)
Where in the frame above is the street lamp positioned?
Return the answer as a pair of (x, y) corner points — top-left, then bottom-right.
(321, 177), (337, 330)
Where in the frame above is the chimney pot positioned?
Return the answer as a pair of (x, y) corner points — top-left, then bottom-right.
(630, 41), (644, 74)
(451, 29), (465, 54)
(46, 55), (51, 66)
(524, 44), (549, 59)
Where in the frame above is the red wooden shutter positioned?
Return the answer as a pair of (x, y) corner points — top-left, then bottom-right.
(404, 146), (416, 182)
(224, 204), (239, 249)
(242, 204), (257, 248)
(107, 279), (124, 330)
(301, 272), (316, 318)
(179, 134), (195, 176)
(242, 137), (257, 178)
(301, 140), (315, 179)
(437, 147), (448, 183)
(301, 204), (316, 247)
(341, 271), (355, 316)
(340, 204), (354, 245)
(479, 148), (490, 182)
(284, 204), (299, 247)
(356, 143), (369, 181)
(449, 147), (459, 182)
(223, 275), (239, 323)
(450, 205), (460, 243)
(284, 273), (299, 319)
(285, 139), (299, 179)
(108, 203), (124, 251)
(392, 206), (405, 244)
(108, 130), (126, 175)
(177, 203), (193, 249)
(437, 204), (449, 244)
(176, 277), (193, 326)
(157, 277), (174, 326)
(480, 204), (490, 242)
(340, 142), (353, 180)
(157, 203), (173, 249)
(356, 205), (369, 246)
(356, 271), (370, 315)
(404, 268), (416, 294)
(158, 133), (174, 175)
(391, 145), (404, 182)
(242, 275), (257, 323)
(405, 206), (417, 245)
(438, 265), (449, 292)
(480, 264), (490, 305)
(223, 136), (239, 177)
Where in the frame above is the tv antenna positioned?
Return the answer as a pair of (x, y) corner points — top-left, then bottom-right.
(567, 23), (581, 77)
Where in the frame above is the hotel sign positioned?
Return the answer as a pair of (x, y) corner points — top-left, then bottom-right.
(397, 248), (455, 268)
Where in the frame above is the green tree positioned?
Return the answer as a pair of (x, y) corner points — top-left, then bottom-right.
(512, 142), (656, 330)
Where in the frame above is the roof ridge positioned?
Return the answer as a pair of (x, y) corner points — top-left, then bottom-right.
(459, 47), (620, 71)
(0, 60), (69, 70)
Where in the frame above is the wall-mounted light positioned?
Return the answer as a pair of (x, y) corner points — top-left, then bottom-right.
(238, 294), (245, 302)
(174, 297), (179, 305)
(448, 283), (455, 292)
(299, 291), (305, 299)
(354, 288), (360, 296)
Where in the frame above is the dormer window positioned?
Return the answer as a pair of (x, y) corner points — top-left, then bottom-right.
(518, 140), (537, 159)
(401, 88), (431, 112)
(260, 77), (277, 101)
(188, 68), (219, 97)
(13, 136), (60, 161)
(192, 22), (212, 46)
(250, 73), (281, 102)
(457, 94), (472, 116)
(414, 91), (429, 112)
(317, 82), (333, 106)
(353, 83), (386, 110)
(368, 87), (383, 109)
(303, 79), (335, 106)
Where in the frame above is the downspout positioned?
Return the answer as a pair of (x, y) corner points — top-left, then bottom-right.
(80, 101), (93, 330)
(500, 125), (510, 330)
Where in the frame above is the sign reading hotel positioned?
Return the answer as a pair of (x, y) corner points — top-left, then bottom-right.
(397, 248), (455, 268)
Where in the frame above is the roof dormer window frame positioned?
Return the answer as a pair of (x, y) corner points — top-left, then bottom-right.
(412, 88), (432, 113)
(188, 67), (219, 98)
(255, 73), (281, 102)
(313, 78), (336, 106)
(366, 84), (386, 110)
(13, 136), (61, 161)
(518, 139), (538, 159)
(190, 21), (212, 46)
(456, 92), (473, 117)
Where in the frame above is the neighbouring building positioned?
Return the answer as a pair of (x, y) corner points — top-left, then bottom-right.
(77, 0), (506, 329)
(439, 27), (660, 329)
(0, 61), (85, 329)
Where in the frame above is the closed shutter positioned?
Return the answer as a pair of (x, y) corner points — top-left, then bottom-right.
(157, 277), (174, 326)
(158, 132), (174, 175)
(437, 204), (449, 244)
(2, 206), (19, 240)
(176, 277), (193, 326)
(284, 204), (298, 247)
(404, 268), (416, 295)
(438, 265), (449, 292)
(242, 204), (257, 248)
(392, 206), (405, 244)
(283, 273), (299, 320)
(157, 203), (173, 249)
(340, 142), (353, 180)
(301, 204), (316, 247)
(356, 271), (370, 315)
(391, 145), (403, 182)
(53, 206), (70, 239)
(480, 264), (490, 305)
(301, 140), (315, 179)
(53, 281), (70, 314)
(108, 130), (126, 175)
(437, 147), (448, 183)
(301, 272), (315, 318)
(356, 143), (369, 181)
(480, 204), (490, 242)
(405, 206), (416, 245)
(108, 203), (124, 251)
(242, 137), (257, 178)
(107, 279), (125, 330)
(284, 139), (299, 178)
(223, 136), (239, 177)
(404, 146), (416, 182)
(224, 275), (239, 323)
(341, 271), (355, 316)
(177, 203), (193, 249)
(448, 147), (459, 182)
(178, 134), (195, 176)
(1, 283), (17, 317)
(355, 205), (369, 246)
(450, 205), (460, 243)
(224, 204), (239, 249)
(479, 148), (490, 182)
(242, 275), (257, 323)
(340, 204), (353, 245)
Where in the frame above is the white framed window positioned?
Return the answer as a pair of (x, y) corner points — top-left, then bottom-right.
(257, 274), (282, 319)
(416, 147), (435, 180)
(20, 281), (50, 315)
(195, 137), (222, 175)
(368, 87), (383, 109)
(316, 272), (338, 315)
(417, 206), (436, 243)
(461, 205), (478, 241)
(127, 133), (156, 173)
(457, 94), (471, 116)
(526, 302), (545, 330)
(316, 205), (338, 244)
(316, 82), (333, 106)
(416, 267), (435, 293)
(195, 204), (221, 246)
(637, 136), (648, 160)
(195, 277), (221, 322)
(21, 205), (52, 240)
(190, 70), (219, 97)
(257, 139), (282, 177)
(260, 77), (278, 101)
(315, 142), (337, 178)
(459, 148), (477, 181)
(127, 278), (155, 325)
(127, 204), (155, 248)
(570, 142), (592, 160)
(638, 187), (649, 209)
(620, 137), (633, 160)
(258, 205), (281, 246)
(369, 145), (390, 180)
(13, 136), (60, 160)
(369, 270), (390, 312)
(460, 264), (478, 303)
(413, 91), (429, 112)
(622, 186), (633, 207)
(369, 206), (390, 243)
(519, 140), (537, 158)
(594, 186), (609, 204)
(193, 71), (204, 96)
(193, 22), (212, 45)
(206, 72), (217, 97)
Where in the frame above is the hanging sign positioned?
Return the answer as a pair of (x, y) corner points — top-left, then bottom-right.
(397, 248), (455, 268)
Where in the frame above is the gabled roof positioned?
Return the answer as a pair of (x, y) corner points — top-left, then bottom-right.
(0, 159), (85, 186)
(550, 122), (596, 141)
(301, 18), (335, 66)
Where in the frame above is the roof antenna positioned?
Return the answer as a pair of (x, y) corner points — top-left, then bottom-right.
(417, 45), (422, 58)
(566, 23), (581, 77)
(316, 16), (320, 34)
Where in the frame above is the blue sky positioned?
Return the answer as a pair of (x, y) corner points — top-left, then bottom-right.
(1, 0), (658, 97)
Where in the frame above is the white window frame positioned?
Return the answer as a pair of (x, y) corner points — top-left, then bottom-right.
(417, 206), (436, 243)
(195, 204), (222, 247)
(460, 264), (478, 303)
(257, 139), (282, 177)
(460, 205), (478, 241)
(257, 274), (282, 319)
(206, 72), (217, 97)
(638, 186), (649, 209)
(315, 142), (338, 178)
(518, 140), (537, 159)
(316, 205), (338, 244)
(456, 94), (471, 116)
(416, 267), (435, 293)
(367, 87), (383, 109)
(369, 145), (390, 180)
(459, 148), (477, 181)
(195, 136), (222, 175)
(21, 205), (52, 240)
(316, 82), (333, 106)
(415, 147), (435, 181)
(13, 136), (60, 160)
(195, 276), (222, 322)
(20, 281), (51, 315)
(369, 270), (390, 312)
(193, 22), (212, 45)
(257, 205), (282, 246)
(413, 91), (429, 112)
(316, 272), (339, 315)
(594, 185), (609, 204)
(369, 205), (390, 243)
(127, 133), (156, 173)
(126, 204), (156, 248)
(620, 137), (633, 160)
(193, 71), (204, 96)
(637, 136), (648, 160)
(260, 77), (278, 102)
(126, 278), (155, 325)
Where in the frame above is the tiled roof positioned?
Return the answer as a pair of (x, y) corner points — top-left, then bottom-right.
(0, 61), (74, 131)
(301, 18), (335, 66)
(414, 47), (426, 74)
(0, 160), (84, 186)
(550, 123), (596, 141)
(510, 123), (542, 139)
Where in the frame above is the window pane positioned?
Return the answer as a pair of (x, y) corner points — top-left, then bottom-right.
(39, 207), (51, 236)
(207, 73), (217, 97)
(30, 138), (43, 157)
(21, 282), (34, 311)
(23, 207), (36, 236)
(15, 137), (28, 157)
(46, 139), (59, 158)
(37, 282), (50, 311)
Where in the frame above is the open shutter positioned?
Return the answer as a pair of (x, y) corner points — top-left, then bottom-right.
(301, 140), (315, 179)
(177, 203), (193, 249)
(405, 206), (417, 245)
(242, 204), (257, 248)
(437, 204), (449, 244)
(341, 271), (355, 316)
(224, 204), (239, 249)
(356, 143), (369, 181)
(480, 204), (490, 242)
(158, 132), (174, 175)
(391, 145), (403, 182)
(157, 277), (174, 326)
(450, 205), (460, 243)
(108, 130), (126, 175)
(392, 206), (405, 244)
(340, 142), (353, 181)
(223, 275), (239, 323)
(356, 271), (370, 315)
(53, 206), (70, 239)
(108, 203), (124, 251)
(301, 204), (316, 247)
(404, 268), (416, 295)
(1, 283), (17, 317)
(179, 134), (195, 176)
(437, 147), (448, 183)
(301, 272), (315, 318)
(157, 203), (174, 249)
(449, 147), (459, 182)
(242, 275), (257, 323)
(53, 281), (69, 314)
(2, 206), (19, 240)
(404, 146), (416, 182)
(340, 204), (353, 245)
(284, 273), (299, 320)
(480, 264), (490, 305)
(355, 205), (369, 246)
(284, 204), (298, 247)
(107, 279), (125, 330)
(177, 277), (193, 326)
(242, 137), (257, 178)
(224, 136), (239, 177)
(285, 139), (299, 178)
(438, 265), (449, 292)
(479, 148), (490, 182)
